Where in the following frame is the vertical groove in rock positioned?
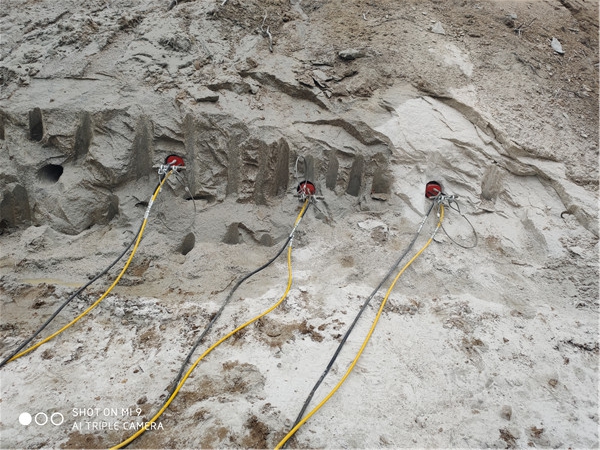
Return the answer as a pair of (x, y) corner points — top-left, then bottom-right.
(346, 154), (364, 196)
(325, 152), (339, 191)
(28, 108), (44, 142)
(131, 116), (153, 180)
(0, 184), (32, 228)
(74, 112), (93, 160)
(272, 139), (290, 198)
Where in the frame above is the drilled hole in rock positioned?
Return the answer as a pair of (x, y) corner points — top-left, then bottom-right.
(37, 164), (64, 183)
(1, 184), (31, 227)
(186, 194), (216, 203)
(346, 155), (364, 197)
(29, 108), (44, 141)
(74, 112), (92, 159)
(180, 232), (195, 255)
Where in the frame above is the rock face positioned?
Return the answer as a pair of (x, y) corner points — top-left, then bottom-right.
(0, 1), (598, 449)
(1, 0), (597, 237)
(1, 64), (396, 235)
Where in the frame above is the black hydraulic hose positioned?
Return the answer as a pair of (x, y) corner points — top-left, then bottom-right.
(168, 202), (311, 394)
(0, 221), (145, 369)
(285, 201), (436, 442)
(0, 180), (165, 369)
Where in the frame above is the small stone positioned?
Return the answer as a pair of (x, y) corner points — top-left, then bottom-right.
(504, 17), (515, 27)
(568, 246), (584, 256)
(237, 57), (258, 74)
(296, 72), (314, 86)
(190, 87), (219, 102)
(312, 69), (331, 83)
(551, 37), (564, 54)
(501, 405), (512, 421)
(431, 21), (446, 35)
(339, 48), (364, 60)
(222, 223), (242, 244)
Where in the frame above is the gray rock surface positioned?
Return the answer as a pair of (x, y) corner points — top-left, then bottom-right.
(0, 1), (597, 449)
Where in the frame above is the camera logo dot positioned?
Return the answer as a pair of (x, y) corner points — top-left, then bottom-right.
(51, 412), (65, 425)
(35, 412), (48, 425)
(19, 412), (32, 426)
(20, 412), (64, 426)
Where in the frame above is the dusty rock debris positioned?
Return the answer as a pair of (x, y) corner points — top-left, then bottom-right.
(0, 0), (598, 449)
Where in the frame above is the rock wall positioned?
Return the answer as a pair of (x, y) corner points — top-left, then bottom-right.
(3, 80), (595, 237)
(1, 78), (399, 235)
(0, 1), (598, 449)
(1, 0), (597, 237)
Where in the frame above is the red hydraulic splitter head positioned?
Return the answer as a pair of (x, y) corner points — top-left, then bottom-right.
(297, 180), (316, 197)
(165, 154), (185, 168)
(425, 181), (443, 199)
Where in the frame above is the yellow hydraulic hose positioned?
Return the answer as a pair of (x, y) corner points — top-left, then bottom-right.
(111, 198), (310, 450)
(275, 204), (444, 449)
(8, 172), (173, 363)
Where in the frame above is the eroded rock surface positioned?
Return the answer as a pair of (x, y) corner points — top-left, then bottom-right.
(0, 0), (598, 449)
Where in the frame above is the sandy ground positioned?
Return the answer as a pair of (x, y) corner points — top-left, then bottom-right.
(1, 150), (598, 449)
(1, 194), (598, 449)
(1, 0), (598, 449)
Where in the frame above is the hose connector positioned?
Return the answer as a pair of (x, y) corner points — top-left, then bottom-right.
(426, 180), (458, 207)
(155, 155), (186, 178)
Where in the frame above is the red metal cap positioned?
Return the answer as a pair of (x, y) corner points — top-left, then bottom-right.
(297, 181), (316, 197)
(425, 181), (443, 199)
(165, 155), (185, 167)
